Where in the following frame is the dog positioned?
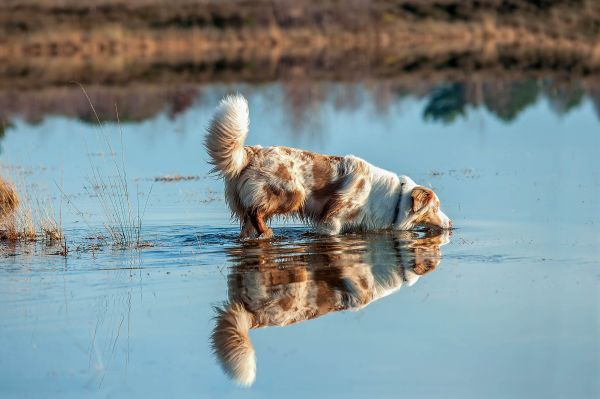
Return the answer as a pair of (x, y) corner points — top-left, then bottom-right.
(205, 94), (451, 238)
(211, 230), (450, 386)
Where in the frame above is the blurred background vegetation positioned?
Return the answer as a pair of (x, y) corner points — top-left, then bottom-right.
(1, 0), (600, 127)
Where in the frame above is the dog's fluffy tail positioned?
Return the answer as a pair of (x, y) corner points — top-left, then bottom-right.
(211, 303), (256, 387)
(205, 94), (250, 178)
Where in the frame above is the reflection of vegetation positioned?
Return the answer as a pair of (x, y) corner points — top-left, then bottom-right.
(0, 120), (14, 155)
(0, 79), (597, 133)
(418, 80), (592, 125)
(0, 120), (11, 138)
(546, 86), (585, 116)
(423, 83), (466, 124)
(484, 81), (540, 122)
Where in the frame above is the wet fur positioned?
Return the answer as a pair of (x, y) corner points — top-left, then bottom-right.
(205, 94), (451, 238)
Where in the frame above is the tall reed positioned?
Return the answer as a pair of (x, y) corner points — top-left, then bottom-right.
(78, 84), (151, 248)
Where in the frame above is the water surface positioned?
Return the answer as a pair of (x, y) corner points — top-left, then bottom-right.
(1, 82), (599, 398)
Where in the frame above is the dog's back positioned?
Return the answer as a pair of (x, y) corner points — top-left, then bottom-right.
(205, 95), (385, 236)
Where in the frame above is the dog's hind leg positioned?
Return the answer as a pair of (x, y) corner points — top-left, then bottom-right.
(249, 211), (273, 239)
(240, 215), (257, 239)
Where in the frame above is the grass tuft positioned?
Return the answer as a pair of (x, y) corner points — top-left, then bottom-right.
(0, 174), (65, 248)
(77, 83), (152, 249)
(0, 176), (19, 219)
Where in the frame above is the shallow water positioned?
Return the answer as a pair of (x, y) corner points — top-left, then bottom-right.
(1, 82), (599, 398)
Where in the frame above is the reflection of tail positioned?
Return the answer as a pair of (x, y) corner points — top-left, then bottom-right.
(211, 303), (256, 386)
(204, 94), (249, 179)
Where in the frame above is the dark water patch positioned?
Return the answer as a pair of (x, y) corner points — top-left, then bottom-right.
(446, 253), (528, 264)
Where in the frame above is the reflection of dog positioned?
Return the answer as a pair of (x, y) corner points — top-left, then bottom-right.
(205, 94), (452, 239)
(211, 231), (449, 386)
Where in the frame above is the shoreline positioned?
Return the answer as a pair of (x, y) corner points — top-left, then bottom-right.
(2, 1), (600, 89)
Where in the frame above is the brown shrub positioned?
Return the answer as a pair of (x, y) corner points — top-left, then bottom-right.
(0, 176), (19, 220)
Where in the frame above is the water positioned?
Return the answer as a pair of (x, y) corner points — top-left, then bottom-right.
(1, 82), (599, 398)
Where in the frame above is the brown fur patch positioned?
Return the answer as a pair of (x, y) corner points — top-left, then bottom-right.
(356, 178), (365, 191)
(346, 208), (361, 220)
(311, 154), (334, 189)
(315, 281), (335, 316)
(245, 146), (261, 157)
(280, 147), (293, 155)
(422, 209), (443, 227)
(314, 180), (349, 221)
(413, 205), (443, 228)
(278, 296), (294, 311)
(412, 246), (441, 275)
(275, 164), (292, 181)
(300, 150), (315, 160)
(314, 160), (369, 222)
(359, 277), (369, 290)
(261, 185), (304, 216)
(411, 187), (434, 212)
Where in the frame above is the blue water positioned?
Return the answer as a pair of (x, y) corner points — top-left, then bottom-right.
(0, 82), (599, 398)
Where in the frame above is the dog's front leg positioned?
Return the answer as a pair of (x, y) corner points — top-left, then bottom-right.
(316, 218), (342, 236)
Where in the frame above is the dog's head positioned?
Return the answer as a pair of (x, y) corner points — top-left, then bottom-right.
(396, 178), (452, 231)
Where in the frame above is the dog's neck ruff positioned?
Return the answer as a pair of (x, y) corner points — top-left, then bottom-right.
(392, 182), (405, 226)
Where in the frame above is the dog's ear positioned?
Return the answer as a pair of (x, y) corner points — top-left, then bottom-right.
(411, 187), (435, 213)
(411, 247), (442, 275)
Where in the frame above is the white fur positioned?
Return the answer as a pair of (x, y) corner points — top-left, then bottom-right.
(337, 163), (421, 233)
(395, 175), (419, 230)
(205, 94), (249, 178)
(206, 94), (451, 236)
(210, 304), (256, 386)
(437, 209), (451, 228)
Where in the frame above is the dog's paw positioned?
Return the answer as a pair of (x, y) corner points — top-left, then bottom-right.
(316, 219), (342, 236)
(257, 229), (273, 240)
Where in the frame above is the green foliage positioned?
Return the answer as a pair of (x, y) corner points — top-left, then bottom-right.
(484, 81), (539, 122)
(423, 83), (466, 124)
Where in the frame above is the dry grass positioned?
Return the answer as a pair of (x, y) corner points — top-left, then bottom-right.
(87, 161), (151, 248)
(0, 177), (19, 219)
(2, 0), (600, 93)
(78, 85), (152, 249)
(0, 175), (34, 242)
(0, 174), (65, 249)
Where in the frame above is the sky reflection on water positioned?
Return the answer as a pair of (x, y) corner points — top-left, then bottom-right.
(0, 81), (598, 398)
